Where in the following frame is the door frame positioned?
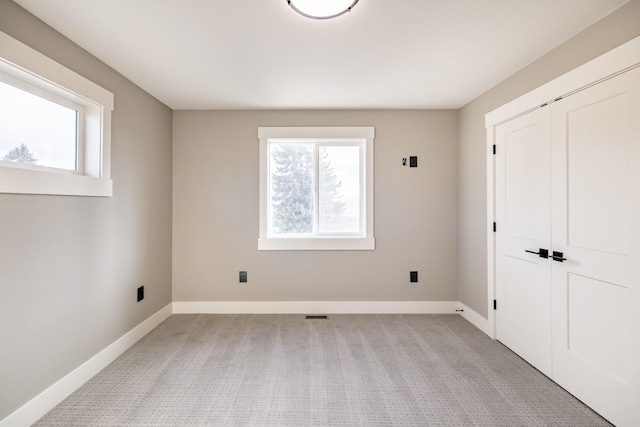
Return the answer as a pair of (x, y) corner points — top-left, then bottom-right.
(485, 35), (640, 339)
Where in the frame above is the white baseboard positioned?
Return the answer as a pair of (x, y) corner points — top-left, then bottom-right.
(458, 302), (493, 337)
(0, 303), (172, 427)
(172, 300), (460, 314)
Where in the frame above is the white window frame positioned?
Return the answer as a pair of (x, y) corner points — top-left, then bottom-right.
(258, 126), (375, 251)
(0, 31), (114, 197)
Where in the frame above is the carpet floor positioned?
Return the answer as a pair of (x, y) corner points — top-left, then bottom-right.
(35, 314), (610, 426)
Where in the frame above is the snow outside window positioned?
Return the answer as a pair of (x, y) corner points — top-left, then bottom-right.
(258, 127), (375, 251)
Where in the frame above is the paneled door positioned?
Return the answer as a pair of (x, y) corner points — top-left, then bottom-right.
(550, 66), (640, 427)
(494, 107), (552, 377)
(495, 66), (640, 426)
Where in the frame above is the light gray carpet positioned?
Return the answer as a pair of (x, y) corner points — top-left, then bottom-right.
(36, 314), (610, 426)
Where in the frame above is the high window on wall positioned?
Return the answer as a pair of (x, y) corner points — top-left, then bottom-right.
(258, 127), (375, 250)
(0, 30), (114, 196)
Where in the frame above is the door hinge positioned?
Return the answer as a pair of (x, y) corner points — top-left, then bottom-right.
(541, 96), (564, 108)
(493, 300), (497, 310)
(493, 222), (496, 232)
(492, 144), (496, 155)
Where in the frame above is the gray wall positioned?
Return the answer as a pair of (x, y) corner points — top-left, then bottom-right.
(0, 0), (173, 419)
(173, 110), (458, 302)
(457, 0), (640, 317)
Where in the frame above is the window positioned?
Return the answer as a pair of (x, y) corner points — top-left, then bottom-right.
(0, 31), (113, 196)
(0, 75), (81, 172)
(258, 127), (375, 250)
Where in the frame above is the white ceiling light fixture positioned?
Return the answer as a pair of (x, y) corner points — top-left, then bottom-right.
(287, 0), (359, 20)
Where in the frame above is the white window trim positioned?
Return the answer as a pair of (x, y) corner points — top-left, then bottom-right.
(258, 126), (375, 251)
(0, 31), (114, 197)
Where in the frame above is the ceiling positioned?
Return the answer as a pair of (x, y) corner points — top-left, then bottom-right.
(13, 0), (628, 110)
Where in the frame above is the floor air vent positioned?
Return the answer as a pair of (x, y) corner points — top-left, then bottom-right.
(305, 315), (328, 319)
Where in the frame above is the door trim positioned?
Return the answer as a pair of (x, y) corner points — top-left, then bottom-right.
(486, 34), (640, 339)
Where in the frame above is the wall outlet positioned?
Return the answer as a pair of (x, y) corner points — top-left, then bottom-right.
(137, 285), (144, 302)
(239, 271), (247, 283)
(410, 271), (418, 283)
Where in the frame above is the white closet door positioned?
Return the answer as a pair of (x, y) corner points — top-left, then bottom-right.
(495, 107), (552, 377)
(550, 66), (640, 427)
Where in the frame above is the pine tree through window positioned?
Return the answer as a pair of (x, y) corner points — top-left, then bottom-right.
(258, 127), (375, 251)
(269, 142), (360, 235)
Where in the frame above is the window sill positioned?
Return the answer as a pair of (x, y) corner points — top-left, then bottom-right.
(0, 167), (112, 197)
(258, 237), (375, 251)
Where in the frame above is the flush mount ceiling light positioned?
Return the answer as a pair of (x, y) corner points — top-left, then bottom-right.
(287, 0), (359, 20)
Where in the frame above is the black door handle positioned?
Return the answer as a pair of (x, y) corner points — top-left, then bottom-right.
(552, 251), (567, 262)
(525, 248), (549, 259)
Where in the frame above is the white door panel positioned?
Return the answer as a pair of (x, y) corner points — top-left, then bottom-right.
(566, 273), (629, 383)
(495, 108), (552, 377)
(565, 90), (630, 255)
(551, 66), (640, 427)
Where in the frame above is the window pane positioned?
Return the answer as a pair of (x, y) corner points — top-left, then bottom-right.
(0, 80), (77, 171)
(319, 145), (360, 233)
(269, 143), (314, 235)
